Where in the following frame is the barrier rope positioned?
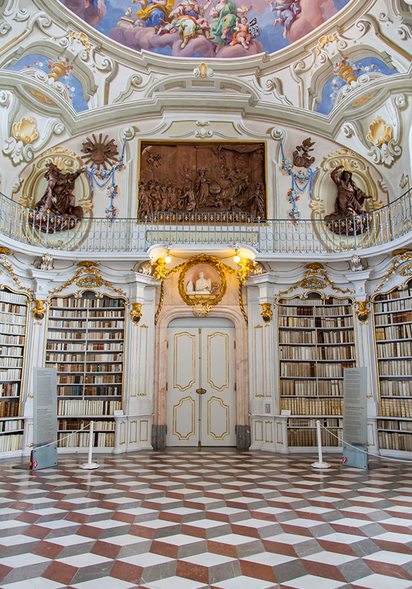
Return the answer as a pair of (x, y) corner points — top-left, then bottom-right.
(31, 421), (92, 450)
(320, 423), (412, 464)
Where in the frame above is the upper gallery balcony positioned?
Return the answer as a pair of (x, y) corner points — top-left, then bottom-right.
(0, 188), (411, 259)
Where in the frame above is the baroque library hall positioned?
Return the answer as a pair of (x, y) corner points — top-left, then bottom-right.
(1, 0), (412, 587)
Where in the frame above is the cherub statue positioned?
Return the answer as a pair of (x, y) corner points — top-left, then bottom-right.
(293, 137), (315, 168)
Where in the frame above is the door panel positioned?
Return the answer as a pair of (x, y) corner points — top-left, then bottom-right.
(166, 324), (236, 447)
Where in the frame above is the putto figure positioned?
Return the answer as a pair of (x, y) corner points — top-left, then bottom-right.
(270, 0), (301, 38)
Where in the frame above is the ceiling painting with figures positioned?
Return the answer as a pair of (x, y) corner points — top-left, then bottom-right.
(60, 0), (351, 59)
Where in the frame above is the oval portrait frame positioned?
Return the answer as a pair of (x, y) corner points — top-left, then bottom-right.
(178, 255), (228, 308)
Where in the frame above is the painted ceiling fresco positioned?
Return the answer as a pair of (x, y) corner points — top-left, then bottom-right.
(60, 0), (351, 59)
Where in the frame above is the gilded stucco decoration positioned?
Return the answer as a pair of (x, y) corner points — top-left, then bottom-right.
(260, 302), (273, 323)
(373, 250), (412, 295)
(178, 255), (228, 316)
(32, 299), (47, 320)
(131, 302), (143, 324)
(18, 148), (92, 250)
(310, 149), (383, 251)
(0, 254), (33, 299)
(12, 117), (39, 144)
(48, 262), (127, 301)
(356, 300), (370, 324)
(367, 119), (393, 147)
(278, 262), (353, 297)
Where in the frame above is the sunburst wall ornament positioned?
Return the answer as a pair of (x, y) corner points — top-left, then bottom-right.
(81, 134), (119, 170)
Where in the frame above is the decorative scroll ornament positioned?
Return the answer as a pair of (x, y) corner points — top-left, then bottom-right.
(0, 248), (10, 255)
(130, 302), (143, 324)
(400, 263), (412, 277)
(13, 117), (39, 144)
(356, 300), (370, 324)
(193, 63), (213, 78)
(77, 275), (103, 288)
(32, 299), (47, 320)
(278, 262), (353, 297)
(367, 119), (393, 147)
(48, 263), (127, 301)
(260, 303), (273, 323)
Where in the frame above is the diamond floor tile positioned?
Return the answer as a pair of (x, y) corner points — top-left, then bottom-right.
(1, 449), (412, 588)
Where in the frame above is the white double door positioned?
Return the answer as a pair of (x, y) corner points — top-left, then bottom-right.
(166, 318), (236, 447)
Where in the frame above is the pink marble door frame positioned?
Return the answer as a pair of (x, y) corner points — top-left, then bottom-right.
(153, 306), (249, 438)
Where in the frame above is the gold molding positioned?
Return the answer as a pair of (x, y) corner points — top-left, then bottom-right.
(48, 265), (128, 301)
(154, 281), (165, 325)
(239, 282), (248, 325)
(0, 248), (10, 255)
(178, 254), (228, 308)
(0, 256), (33, 300)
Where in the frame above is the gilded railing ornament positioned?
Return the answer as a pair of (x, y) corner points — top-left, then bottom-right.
(32, 299), (47, 320)
(356, 300), (370, 324)
(130, 302), (143, 324)
(260, 303), (273, 323)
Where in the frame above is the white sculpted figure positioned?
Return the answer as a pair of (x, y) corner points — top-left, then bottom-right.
(195, 271), (211, 293)
(186, 280), (194, 293)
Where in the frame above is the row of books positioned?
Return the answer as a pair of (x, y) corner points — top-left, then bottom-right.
(281, 363), (352, 378)
(0, 383), (20, 397)
(48, 331), (124, 341)
(377, 341), (412, 358)
(281, 397), (343, 415)
(378, 420), (412, 431)
(375, 312), (412, 326)
(375, 298), (412, 311)
(1, 358), (22, 368)
(375, 290), (412, 301)
(58, 431), (115, 447)
(0, 400), (19, 417)
(279, 317), (353, 328)
(0, 324), (25, 335)
(47, 343), (123, 351)
(381, 398), (412, 418)
(0, 347), (23, 357)
(0, 369), (21, 380)
(375, 324), (412, 340)
(50, 310), (124, 318)
(280, 379), (343, 396)
(46, 353), (123, 362)
(287, 428), (342, 447)
(51, 297), (124, 308)
(58, 419), (115, 431)
(0, 434), (22, 452)
(380, 380), (412, 396)
(288, 418), (343, 427)
(57, 385), (121, 396)
(0, 312), (26, 325)
(51, 363), (122, 373)
(57, 399), (121, 416)
(279, 332), (354, 345)
(49, 320), (124, 329)
(0, 419), (23, 432)
(378, 431), (412, 451)
(0, 291), (27, 304)
(279, 304), (351, 316)
(0, 334), (24, 345)
(379, 360), (412, 376)
(0, 303), (26, 315)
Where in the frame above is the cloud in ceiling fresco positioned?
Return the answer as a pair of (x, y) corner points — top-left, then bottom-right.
(60, 0), (351, 59)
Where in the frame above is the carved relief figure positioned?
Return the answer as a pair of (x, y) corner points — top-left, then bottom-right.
(195, 271), (212, 292)
(293, 137), (316, 168)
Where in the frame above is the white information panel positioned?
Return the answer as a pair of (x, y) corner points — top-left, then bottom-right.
(32, 368), (57, 470)
(343, 367), (368, 469)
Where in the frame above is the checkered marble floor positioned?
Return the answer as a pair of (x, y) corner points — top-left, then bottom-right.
(1, 450), (412, 589)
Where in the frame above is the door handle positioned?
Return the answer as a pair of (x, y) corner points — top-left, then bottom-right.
(196, 388), (207, 395)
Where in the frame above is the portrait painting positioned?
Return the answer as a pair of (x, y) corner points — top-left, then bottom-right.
(60, 0), (351, 60)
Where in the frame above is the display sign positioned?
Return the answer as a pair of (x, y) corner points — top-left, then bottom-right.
(32, 368), (57, 470)
(343, 367), (368, 469)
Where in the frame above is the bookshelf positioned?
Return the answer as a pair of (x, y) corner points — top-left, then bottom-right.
(46, 291), (124, 450)
(374, 280), (412, 453)
(278, 294), (355, 449)
(0, 288), (27, 453)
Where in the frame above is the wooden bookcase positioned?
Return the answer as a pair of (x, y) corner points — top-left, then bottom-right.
(45, 291), (125, 449)
(0, 288), (27, 453)
(278, 294), (355, 449)
(374, 280), (412, 453)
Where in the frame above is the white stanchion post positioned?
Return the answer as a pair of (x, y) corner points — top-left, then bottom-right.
(80, 421), (99, 470)
(312, 420), (331, 470)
